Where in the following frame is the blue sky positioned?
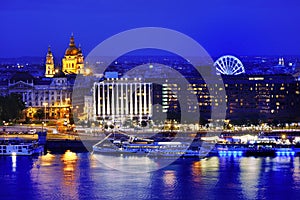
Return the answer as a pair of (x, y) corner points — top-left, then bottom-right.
(1, 0), (300, 57)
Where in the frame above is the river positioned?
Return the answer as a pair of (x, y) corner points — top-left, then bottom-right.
(0, 152), (300, 200)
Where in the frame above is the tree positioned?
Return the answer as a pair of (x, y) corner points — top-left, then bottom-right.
(141, 121), (147, 127)
(0, 94), (25, 122)
(34, 109), (44, 121)
(69, 113), (75, 125)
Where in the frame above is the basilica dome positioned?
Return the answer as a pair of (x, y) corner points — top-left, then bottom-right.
(65, 35), (79, 56)
(65, 46), (79, 56)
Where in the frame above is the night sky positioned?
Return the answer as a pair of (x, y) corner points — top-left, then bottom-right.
(1, 0), (300, 58)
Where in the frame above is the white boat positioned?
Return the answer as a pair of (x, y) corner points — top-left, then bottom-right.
(93, 140), (191, 157)
(0, 138), (44, 156)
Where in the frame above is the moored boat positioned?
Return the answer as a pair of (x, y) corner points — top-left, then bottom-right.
(0, 138), (44, 156)
(93, 140), (191, 157)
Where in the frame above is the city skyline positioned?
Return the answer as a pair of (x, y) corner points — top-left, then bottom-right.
(2, 2), (300, 200)
(2, 0), (300, 58)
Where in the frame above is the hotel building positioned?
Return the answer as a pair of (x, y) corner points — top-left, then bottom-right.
(93, 78), (152, 122)
(156, 74), (300, 124)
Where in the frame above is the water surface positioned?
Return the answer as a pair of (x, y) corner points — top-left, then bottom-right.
(0, 153), (300, 200)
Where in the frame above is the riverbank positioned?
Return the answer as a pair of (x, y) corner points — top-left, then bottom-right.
(1, 129), (300, 155)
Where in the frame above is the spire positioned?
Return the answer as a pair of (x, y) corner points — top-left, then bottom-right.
(78, 44), (82, 53)
(47, 45), (52, 54)
(69, 33), (75, 47)
(47, 45), (52, 56)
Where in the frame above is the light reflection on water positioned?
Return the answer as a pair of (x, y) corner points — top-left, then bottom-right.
(0, 153), (300, 199)
(239, 157), (261, 199)
(39, 152), (55, 166)
(163, 170), (176, 187)
(293, 157), (300, 190)
(12, 155), (16, 172)
(61, 150), (78, 199)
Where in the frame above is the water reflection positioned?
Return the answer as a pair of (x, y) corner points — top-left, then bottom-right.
(89, 154), (101, 169)
(11, 154), (16, 172)
(163, 170), (176, 187)
(90, 157), (152, 199)
(40, 152), (55, 167)
(293, 157), (300, 190)
(29, 150), (80, 200)
(272, 156), (294, 171)
(4, 154), (300, 200)
(61, 150), (78, 172)
(239, 157), (261, 199)
(61, 150), (78, 199)
(191, 160), (202, 182)
(93, 153), (163, 173)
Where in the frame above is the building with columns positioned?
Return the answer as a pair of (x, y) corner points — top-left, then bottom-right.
(8, 71), (73, 119)
(93, 78), (152, 122)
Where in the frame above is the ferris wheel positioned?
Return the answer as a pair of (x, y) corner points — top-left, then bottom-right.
(214, 55), (245, 75)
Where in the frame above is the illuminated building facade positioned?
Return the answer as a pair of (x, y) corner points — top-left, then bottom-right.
(4, 34), (86, 120)
(159, 74), (300, 123)
(93, 78), (152, 122)
(45, 46), (55, 77)
(8, 72), (72, 119)
(62, 35), (84, 74)
(3, 48), (300, 124)
(83, 96), (93, 121)
(223, 75), (300, 123)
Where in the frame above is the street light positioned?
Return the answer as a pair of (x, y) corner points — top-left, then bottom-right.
(2, 121), (5, 132)
(43, 102), (48, 122)
(42, 121), (44, 132)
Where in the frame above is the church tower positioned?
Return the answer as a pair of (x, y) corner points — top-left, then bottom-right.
(77, 45), (84, 74)
(45, 46), (55, 77)
(62, 34), (84, 74)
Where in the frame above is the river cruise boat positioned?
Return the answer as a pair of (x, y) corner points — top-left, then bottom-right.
(93, 132), (300, 158)
(0, 138), (44, 156)
(93, 138), (195, 157)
